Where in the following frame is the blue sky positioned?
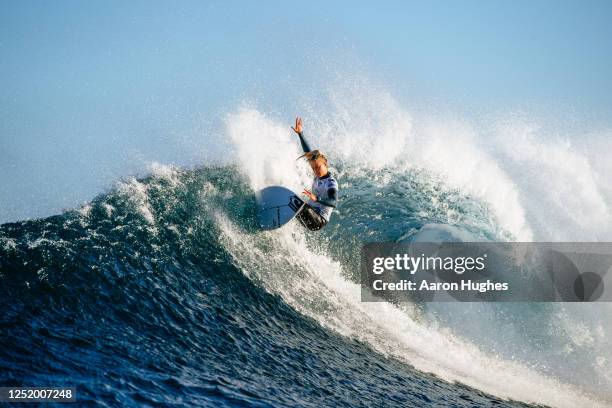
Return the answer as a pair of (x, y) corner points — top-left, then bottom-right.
(1, 1), (611, 222)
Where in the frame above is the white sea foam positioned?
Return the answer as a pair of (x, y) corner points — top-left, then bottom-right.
(118, 178), (155, 225)
(148, 162), (183, 187)
(495, 122), (611, 241)
(1, 237), (17, 251)
(220, 85), (612, 406)
(216, 213), (607, 408)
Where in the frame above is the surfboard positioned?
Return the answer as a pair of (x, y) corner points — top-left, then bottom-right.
(255, 186), (305, 230)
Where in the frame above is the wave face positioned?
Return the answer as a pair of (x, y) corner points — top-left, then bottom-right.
(0, 165), (525, 407)
(2, 102), (612, 407)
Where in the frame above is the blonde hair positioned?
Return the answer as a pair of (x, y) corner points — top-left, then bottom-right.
(298, 149), (328, 164)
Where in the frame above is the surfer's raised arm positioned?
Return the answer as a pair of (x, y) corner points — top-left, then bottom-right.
(291, 117), (312, 153)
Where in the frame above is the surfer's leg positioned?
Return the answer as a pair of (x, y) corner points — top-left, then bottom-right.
(296, 205), (327, 231)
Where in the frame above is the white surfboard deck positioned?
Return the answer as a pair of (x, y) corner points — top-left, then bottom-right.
(255, 186), (305, 230)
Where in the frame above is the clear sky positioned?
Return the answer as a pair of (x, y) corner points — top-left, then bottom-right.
(1, 0), (611, 222)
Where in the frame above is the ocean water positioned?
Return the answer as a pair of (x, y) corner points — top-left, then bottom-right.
(2, 106), (612, 407)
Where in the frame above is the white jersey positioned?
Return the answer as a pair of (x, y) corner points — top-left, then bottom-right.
(308, 173), (338, 221)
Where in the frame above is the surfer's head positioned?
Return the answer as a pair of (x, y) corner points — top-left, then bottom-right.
(300, 150), (328, 178)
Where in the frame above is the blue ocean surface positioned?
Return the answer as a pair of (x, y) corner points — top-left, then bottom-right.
(0, 164), (608, 407)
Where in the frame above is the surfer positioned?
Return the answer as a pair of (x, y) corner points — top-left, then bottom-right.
(291, 117), (339, 231)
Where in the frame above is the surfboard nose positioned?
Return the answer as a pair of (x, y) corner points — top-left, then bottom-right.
(255, 186), (304, 230)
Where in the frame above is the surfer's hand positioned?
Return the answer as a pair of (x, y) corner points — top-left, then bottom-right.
(302, 189), (317, 201)
(291, 117), (303, 134)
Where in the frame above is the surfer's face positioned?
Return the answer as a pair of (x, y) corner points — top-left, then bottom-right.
(309, 158), (327, 178)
